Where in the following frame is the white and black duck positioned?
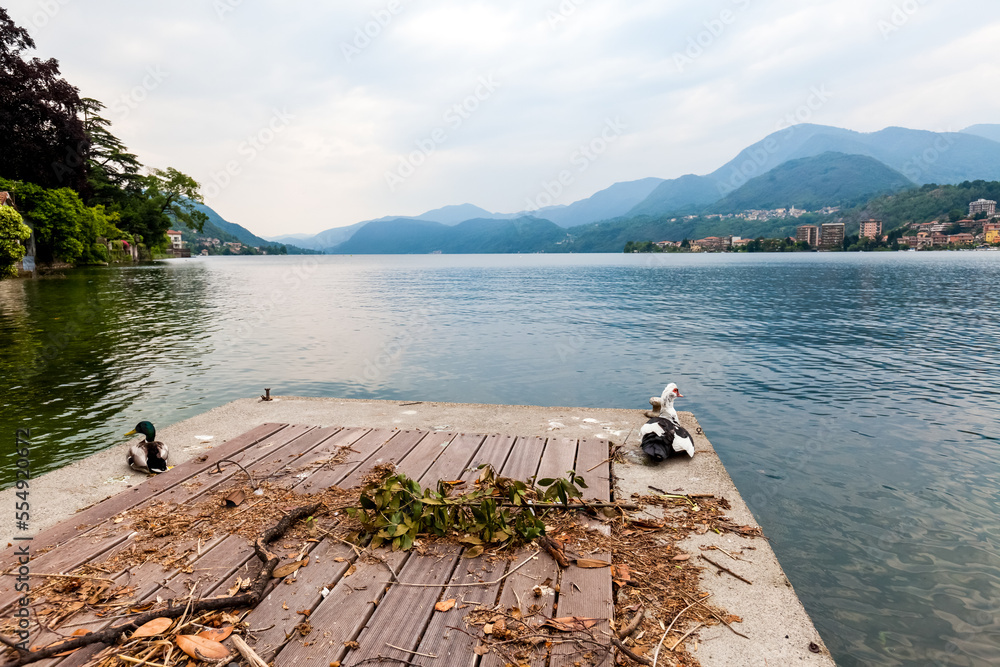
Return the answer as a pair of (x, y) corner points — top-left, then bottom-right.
(125, 421), (169, 474)
(640, 383), (695, 461)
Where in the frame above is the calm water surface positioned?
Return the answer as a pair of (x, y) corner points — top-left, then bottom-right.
(2, 252), (1000, 666)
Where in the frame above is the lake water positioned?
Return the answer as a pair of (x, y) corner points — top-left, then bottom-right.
(2, 252), (1000, 665)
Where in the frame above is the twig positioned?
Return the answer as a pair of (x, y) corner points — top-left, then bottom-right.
(0, 504), (321, 667)
(611, 636), (652, 666)
(391, 550), (539, 588)
(653, 594), (710, 667)
(231, 635), (269, 667)
(386, 643), (437, 658)
(704, 545), (751, 563)
(539, 536), (571, 569)
(617, 606), (644, 639)
(116, 657), (169, 667)
(669, 623), (703, 651)
(681, 592), (749, 639)
(30, 573), (116, 584)
(213, 458), (258, 489)
(700, 555), (753, 585)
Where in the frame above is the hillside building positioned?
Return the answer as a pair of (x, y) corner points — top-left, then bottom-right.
(166, 230), (183, 250)
(859, 219), (883, 240)
(796, 225), (819, 247)
(984, 222), (1000, 244)
(820, 223), (845, 249)
(969, 199), (996, 217)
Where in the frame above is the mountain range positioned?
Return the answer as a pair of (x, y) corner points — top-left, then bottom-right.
(246, 122), (1000, 253)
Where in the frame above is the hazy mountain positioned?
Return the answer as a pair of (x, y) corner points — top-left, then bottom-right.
(707, 152), (913, 213)
(192, 203), (308, 252)
(330, 216), (568, 254)
(710, 124), (1000, 188)
(627, 174), (724, 217)
(530, 177), (665, 227)
(626, 124), (1000, 218)
(961, 124), (1000, 145)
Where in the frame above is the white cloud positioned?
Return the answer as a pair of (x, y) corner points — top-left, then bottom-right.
(5, 0), (999, 237)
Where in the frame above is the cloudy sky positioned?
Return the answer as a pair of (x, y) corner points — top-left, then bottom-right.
(6, 0), (999, 237)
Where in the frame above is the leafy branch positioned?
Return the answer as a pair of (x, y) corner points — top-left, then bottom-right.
(345, 465), (595, 554)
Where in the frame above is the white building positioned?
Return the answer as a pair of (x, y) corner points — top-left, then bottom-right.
(969, 199), (996, 217)
(166, 230), (183, 249)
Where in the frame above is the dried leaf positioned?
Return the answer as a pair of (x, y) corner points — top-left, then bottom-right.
(463, 545), (484, 559)
(483, 623), (494, 635)
(132, 617), (173, 638)
(197, 625), (233, 642)
(175, 635), (230, 661)
(542, 617), (602, 632)
(574, 558), (610, 569)
(672, 554), (691, 562)
(344, 563), (357, 577)
(434, 599), (456, 612)
(223, 490), (246, 508)
(473, 645), (489, 656)
(273, 558), (308, 578)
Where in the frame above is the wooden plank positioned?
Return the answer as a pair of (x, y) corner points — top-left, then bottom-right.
(479, 553), (559, 667)
(550, 552), (614, 667)
(575, 438), (611, 503)
(348, 546), (461, 665)
(478, 436), (559, 667)
(537, 436), (579, 481)
(0, 423), (286, 560)
(239, 538), (359, 661)
(274, 427), (370, 489)
(551, 437), (613, 667)
(396, 431), (457, 480)
(501, 436), (546, 481)
(273, 550), (410, 666)
(0, 425), (314, 612)
(295, 429), (398, 493)
(459, 434), (516, 484)
(418, 433), (487, 486)
(335, 430), (431, 488)
(411, 554), (508, 667)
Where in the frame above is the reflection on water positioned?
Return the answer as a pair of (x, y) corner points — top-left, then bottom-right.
(2, 252), (1000, 665)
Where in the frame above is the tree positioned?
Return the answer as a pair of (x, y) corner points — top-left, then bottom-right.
(143, 168), (208, 234)
(0, 9), (89, 191)
(0, 206), (31, 277)
(81, 98), (142, 201)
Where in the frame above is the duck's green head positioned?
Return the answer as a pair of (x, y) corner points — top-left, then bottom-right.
(125, 421), (156, 442)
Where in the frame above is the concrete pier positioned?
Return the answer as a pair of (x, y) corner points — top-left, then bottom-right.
(2, 396), (835, 665)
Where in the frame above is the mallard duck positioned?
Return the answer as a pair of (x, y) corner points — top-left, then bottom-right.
(125, 421), (169, 474)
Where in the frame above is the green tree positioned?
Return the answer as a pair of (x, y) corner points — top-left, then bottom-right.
(0, 9), (89, 191)
(0, 206), (31, 278)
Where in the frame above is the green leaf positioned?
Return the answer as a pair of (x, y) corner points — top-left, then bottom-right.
(360, 496), (376, 511)
(537, 478), (556, 487)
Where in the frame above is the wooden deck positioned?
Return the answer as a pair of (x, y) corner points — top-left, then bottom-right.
(1, 424), (615, 667)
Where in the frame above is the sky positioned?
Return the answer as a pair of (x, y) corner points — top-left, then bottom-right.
(6, 0), (1000, 238)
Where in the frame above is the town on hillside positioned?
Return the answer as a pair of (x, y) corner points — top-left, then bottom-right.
(629, 199), (1000, 253)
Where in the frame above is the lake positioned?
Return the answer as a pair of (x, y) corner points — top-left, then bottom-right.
(2, 251), (1000, 666)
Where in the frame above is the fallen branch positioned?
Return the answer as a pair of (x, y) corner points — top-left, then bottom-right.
(669, 623), (703, 651)
(611, 636), (652, 666)
(699, 555), (753, 585)
(539, 536), (571, 569)
(616, 606), (644, 639)
(681, 592), (748, 639)
(30, 573), (116, 584)
(231, 635), (269, 667)
(0, 503), (321, 667)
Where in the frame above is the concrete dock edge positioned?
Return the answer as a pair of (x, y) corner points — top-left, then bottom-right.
(1, 396), (835, 666)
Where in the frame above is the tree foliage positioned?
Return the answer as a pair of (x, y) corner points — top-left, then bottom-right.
(0, 206), (31, 277)
(0, 8), (89, 191)
(0, 11), (210, 272)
